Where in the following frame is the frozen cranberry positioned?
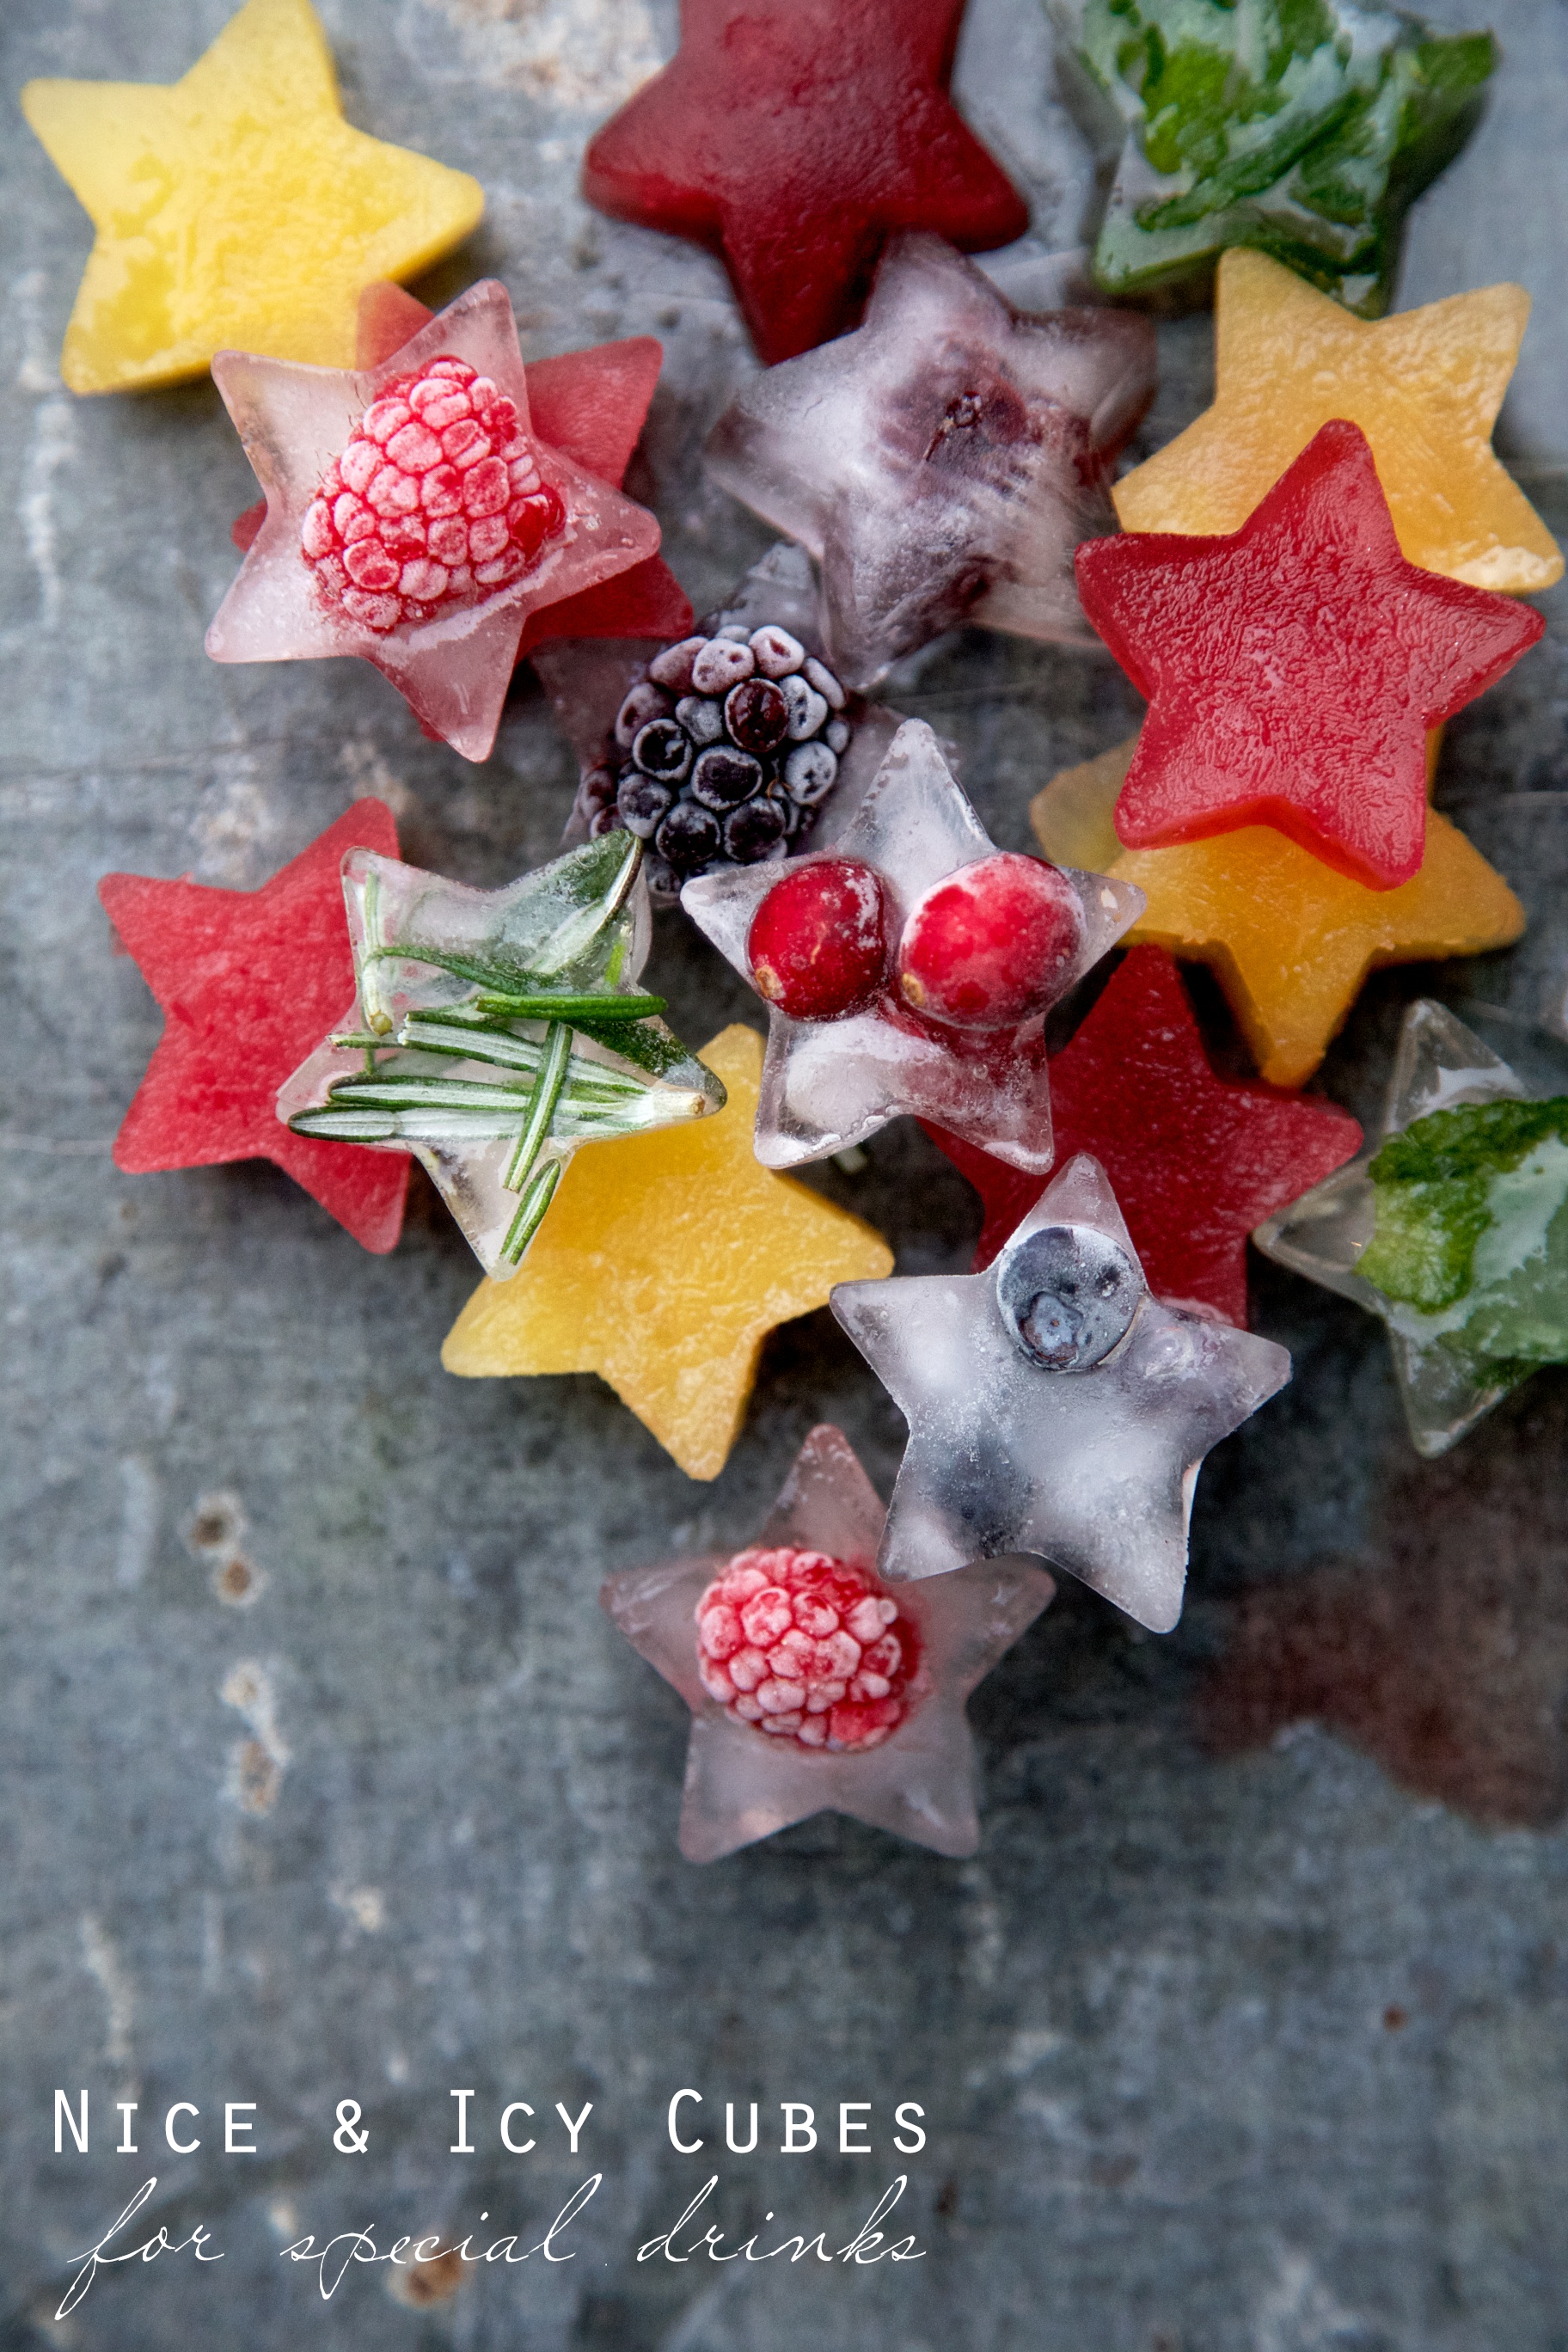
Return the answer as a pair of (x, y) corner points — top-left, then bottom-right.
(748, 855), (889, 1021)
(897, 852), (1083, 1030)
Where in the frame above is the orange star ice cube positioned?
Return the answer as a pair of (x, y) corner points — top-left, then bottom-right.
(1113, 250), (1560, 597)
(441, 1026), (894, 1480)
(21, 0), (483, 395)
(1032, 739), (1524, 1087)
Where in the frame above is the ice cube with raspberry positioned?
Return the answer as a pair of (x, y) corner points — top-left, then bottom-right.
(695, 1545), (922, 1753)
(600, 1422), (1055, 1860)
(682, 718), (1147, 1171)
(568, 620), (854, 903)
(207, 279), (664, 763)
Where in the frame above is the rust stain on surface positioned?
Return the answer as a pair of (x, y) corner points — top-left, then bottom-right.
(1201, 1382), (1568, 1828)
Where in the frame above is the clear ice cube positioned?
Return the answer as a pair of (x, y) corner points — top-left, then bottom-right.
(705, 234), (1156, 688)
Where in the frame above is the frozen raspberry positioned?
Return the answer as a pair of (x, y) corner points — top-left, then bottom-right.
(897, 852), (1083, 1030)
(301, 354), (567, 634)
(748, 856), (888, 1021)
(695, 1547), (922, 1753)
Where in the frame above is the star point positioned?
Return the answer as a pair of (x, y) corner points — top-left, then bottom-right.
(1254, 1001), (1568, 1455)
(582, 0), (1029, 365)
(100, 799), (410, 1253)
(21, 0), (484, 395)
(1114, 250), (1562, 596)
(440, 1027), (894, 1480)
(602, 1422), (1054, 1858)
(833, 1155), (1292, 1632)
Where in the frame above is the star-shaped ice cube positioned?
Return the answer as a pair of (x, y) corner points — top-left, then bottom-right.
(279, 833), (724, 1276)
(832, 1155), (1292, 1631)
(681, 719), (1144, 1171)
(205, 279), (662, 760)
(19, 0), (484, 394)
(1254, 1001), (1568, 1457)
(705, 234), (1156, 688)
(601, 1423), (1054, 1859)
(100, 799), (409, 1253)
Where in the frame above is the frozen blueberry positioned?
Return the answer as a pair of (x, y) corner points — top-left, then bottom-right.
(616, 773), (677, 837)
(724, 677), (791, 756)
(656, 799), (722, 871)
(782, 741), (838, 804)
(722, 795), (789, 863)
(647, 636), (707, 692)
(995, 1223), (1141, 1373)
(690, 638), (756, 694)
(803, 655), (847, 711)
(780, 673), (830, 740)
(825, 717), (851, 755)
(614, 680), (673, 750)
(676, 693), (726, 745)
(632, 717), (694, 781)
(690, 744), (764, 810)
(749, 624), (805, 679)
(588, 805), (628, 838)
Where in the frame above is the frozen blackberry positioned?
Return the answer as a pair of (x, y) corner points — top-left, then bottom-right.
(724, 677), (791, 754)
(657, 799), (722, 870)
(616, 773), (676, 837)
(690, 745), (763, 810)
(723, 796), (789, 863)
(632, 717), (693, 781)
(588, 805), (627, 837)
(581, 626), (852, 894)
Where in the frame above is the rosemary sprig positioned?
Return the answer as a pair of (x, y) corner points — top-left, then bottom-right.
(295, 833), (718, 1269)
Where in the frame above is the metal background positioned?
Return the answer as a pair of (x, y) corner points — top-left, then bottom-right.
(3, 0), (1565, 2343)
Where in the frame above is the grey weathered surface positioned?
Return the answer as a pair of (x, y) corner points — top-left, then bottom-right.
(3, 1), (1567, 2345)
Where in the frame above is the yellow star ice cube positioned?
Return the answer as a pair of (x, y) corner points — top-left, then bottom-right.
(1113, 251), (1560, 596)
(1032, 740), (1525, 1088)
(441, 1026), (895, 1481)
(21, 0), (483, 395)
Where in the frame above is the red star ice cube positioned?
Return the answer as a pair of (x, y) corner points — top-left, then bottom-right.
(1075, 421), (1544, 891)
(101, 800), (409, 1253)
(582, 0), (1029, 364)
(925, 946), (1363, 1327)
(207, 280), (666, 761)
